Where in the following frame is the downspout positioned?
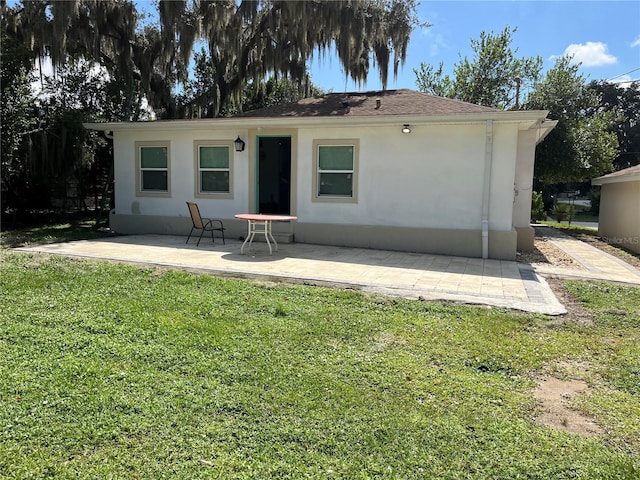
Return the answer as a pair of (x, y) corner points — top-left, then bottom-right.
(481, 120), (493, 259)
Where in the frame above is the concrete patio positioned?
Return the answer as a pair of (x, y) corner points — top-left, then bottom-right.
(16, 234), (567, 315)
(16, 226), (640, 316)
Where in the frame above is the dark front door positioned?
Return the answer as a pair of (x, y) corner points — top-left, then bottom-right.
(257, 136), (291, 214)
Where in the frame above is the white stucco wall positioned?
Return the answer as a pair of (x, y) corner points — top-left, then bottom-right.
(294, 122), (517, 232)
(488, 123), (519, 231)
(598, 181), (640, 254)
(113, 128), (251, 220)
(295, 124), (484, 229)
(512, 128), (538, 228)
(111, 121), (521, 232)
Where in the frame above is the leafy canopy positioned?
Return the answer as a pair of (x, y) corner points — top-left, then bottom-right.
(413, 25), (621, 184)
(5, 0), (422, 118)
(414, 26), (542, 109)
(587, 80), (640, 170)
(526, 56), (620, 183)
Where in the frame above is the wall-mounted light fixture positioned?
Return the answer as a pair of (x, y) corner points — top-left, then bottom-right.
(402, 124), (411, 134)
(234, 136), (246, 152)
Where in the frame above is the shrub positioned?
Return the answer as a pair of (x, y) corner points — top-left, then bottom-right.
(553, 203), (576, 223)
(588, 189), (601, 215)
(531, 191), (546, 222)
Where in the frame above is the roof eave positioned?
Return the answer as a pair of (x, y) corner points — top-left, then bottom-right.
(534, 119), (558, 145)
(84, 110), (552, 132)
(592, 173), (640, 185)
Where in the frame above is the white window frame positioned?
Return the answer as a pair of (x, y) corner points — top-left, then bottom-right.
(194, 140), (234, 199)
(136, 141), (170, 197)
(312, 139), (359, 203)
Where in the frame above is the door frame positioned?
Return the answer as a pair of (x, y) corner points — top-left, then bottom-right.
(248, 128), (298, 215)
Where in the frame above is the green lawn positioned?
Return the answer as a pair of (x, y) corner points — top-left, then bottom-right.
(1, 213), (107, 249)
(539, 221), (597, 232)
(1, 251), (638, 479)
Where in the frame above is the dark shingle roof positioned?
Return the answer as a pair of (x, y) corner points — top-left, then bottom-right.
(238, 89), (499, 118)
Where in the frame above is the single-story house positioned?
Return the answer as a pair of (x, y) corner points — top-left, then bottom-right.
(592, 164), (640, 254)
(85, 89), (556, 260)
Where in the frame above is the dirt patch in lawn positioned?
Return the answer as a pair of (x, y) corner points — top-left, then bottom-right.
(533, 358), (603, 437)
(533, 375), (603, 437)
(521, 236), (604, 436)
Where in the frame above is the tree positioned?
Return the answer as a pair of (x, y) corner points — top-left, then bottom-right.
(414, 26), (542, 109)
(587, 80), (640, 170)
(1, 56), (119, 215)
(241, 77), (324, 113)
(1, 7), (40, 217)
(525, 56), (619, 184)
(179, 48), (324, 117)
(168, 0), (420, 117)
(8, 0), (420, 119)
(1, 0), (143, 217)
(414, 61), (454, 98)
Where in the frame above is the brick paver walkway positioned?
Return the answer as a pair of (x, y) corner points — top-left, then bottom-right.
(15, 235), (565, 315)
(13, 229), (640, 316)
(533, 228), (640, 285)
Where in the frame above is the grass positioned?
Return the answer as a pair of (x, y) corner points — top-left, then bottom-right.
(0, 212), (108, 249)
(544, 213), (598, 223)
(573, 213), (600, 222)
(539, 221), (597, 232)
(1, 251), (639, 479)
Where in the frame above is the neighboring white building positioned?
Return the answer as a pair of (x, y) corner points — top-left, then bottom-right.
(592, 164), (640, 255)
(85, 89), (555, 260)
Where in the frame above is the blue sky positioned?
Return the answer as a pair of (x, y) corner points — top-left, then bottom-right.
(17, 0), (640, 95)
(309, 0), (640, 93)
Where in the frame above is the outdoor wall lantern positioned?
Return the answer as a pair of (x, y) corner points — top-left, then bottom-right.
(234, 136), (246, 152)
(401, 124), (411, 134)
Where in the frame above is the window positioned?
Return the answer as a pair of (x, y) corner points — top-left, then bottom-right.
(136, 141), (170, 196)
(194, 141), (233, 198)
(313, 139), (359, 202)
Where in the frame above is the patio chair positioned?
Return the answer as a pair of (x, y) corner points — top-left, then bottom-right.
(186, 202), (226, 246)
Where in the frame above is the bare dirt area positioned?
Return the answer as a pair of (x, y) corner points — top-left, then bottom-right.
(530, 287), (601, 437)
(517, 228), (613, 436)
(533, 375), (603, 437)
(517, 237), (583, 269)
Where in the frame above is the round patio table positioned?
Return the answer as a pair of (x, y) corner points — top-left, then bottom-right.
(235, 213), (297, 255)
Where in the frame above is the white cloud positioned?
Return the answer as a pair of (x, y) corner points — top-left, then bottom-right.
(611, 75), (638, 90)
(562, 42), (617, 67)
(632, 35), (640, 48)
(613, 74), (632, 83)
(421, 30), (448, 59)
(418, 19), (448, 59)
